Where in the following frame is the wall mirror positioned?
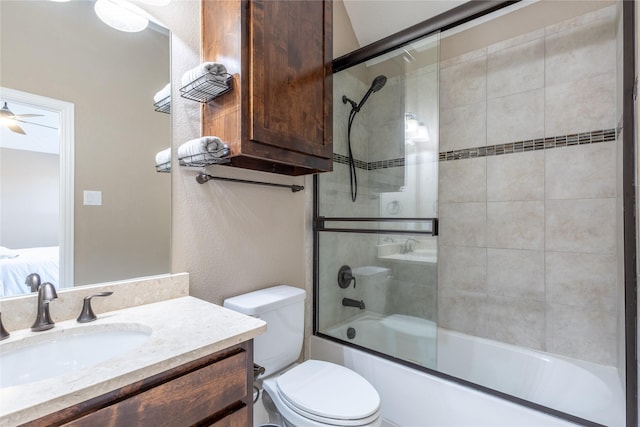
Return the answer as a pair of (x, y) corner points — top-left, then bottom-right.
(0, 0), (171, 297)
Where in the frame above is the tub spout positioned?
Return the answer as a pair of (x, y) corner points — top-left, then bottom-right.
(342, 298), (365, 310)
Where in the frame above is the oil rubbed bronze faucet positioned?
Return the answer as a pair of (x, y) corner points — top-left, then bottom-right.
(31, 282), (58, 331)
(342, 298), (365, 310)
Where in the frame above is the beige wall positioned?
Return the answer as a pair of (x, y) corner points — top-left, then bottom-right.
(139, 2), (357, 354)
(334, 0), (360, 58)
(146, 0), (309, 312)
(0, 148), (59, 248)
(0, 1), (171, 286)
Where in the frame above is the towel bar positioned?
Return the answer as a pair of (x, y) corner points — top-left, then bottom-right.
(195, 172), (304, 193)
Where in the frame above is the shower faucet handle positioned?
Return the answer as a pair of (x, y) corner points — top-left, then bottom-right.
(338, 265), (357, 289)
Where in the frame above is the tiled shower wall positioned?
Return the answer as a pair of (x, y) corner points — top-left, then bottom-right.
(437, 6), (618, 365)
(318, 69), (406, 330)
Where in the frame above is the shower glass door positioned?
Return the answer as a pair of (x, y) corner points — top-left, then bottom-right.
(314, 32), (440, 370)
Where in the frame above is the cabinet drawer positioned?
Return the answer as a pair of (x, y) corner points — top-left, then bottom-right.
(65, 351), (247, 427)
(209, 405), (248, 427)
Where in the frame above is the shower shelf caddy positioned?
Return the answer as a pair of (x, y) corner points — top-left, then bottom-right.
(179, 72), (234, 103)
(178, 153), (231, 168)
(155, 161), (171, 173)
(153, 96), (171, 114)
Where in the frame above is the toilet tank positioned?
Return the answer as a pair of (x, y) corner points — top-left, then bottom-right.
(223, 285), (306, 376)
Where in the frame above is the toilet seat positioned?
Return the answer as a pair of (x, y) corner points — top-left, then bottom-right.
(274, 360), (380, 426)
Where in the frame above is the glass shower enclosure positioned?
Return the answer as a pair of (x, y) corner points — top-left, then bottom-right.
(314, 1), (634, 425)
(314, 32), (440, 370)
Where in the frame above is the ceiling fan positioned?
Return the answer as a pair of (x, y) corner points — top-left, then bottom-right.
(0, 102), (56, 135)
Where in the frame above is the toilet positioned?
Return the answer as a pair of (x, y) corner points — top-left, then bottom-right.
(223, 285), (381, 427)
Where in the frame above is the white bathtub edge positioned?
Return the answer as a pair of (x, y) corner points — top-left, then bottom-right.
(310, 335), (581, 427)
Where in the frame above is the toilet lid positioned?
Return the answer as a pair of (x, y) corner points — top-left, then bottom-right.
(276, 360), (380, 422)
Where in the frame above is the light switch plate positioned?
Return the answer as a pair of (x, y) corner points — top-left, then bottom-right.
(83, 190), (102, 206)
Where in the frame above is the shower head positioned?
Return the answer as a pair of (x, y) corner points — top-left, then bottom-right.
(370, 75), (387, 92)
(354, 75), (387, 113)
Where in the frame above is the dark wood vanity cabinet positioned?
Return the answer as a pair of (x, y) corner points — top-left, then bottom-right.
(22, 341), (253, 427)
(202, 0), (333, 176)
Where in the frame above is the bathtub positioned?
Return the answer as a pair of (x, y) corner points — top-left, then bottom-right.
(318, 312), (625, 427)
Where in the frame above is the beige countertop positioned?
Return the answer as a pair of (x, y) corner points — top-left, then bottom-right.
(0, 296), (266, 426)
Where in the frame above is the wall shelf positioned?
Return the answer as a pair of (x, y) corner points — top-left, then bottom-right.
(178, 153), (231, 168)
(155, 162), (171, 173)
(153, 96), (170, 114)
(180, 73), (233, 104)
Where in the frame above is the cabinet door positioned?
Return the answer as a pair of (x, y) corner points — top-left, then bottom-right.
(247, 0), (332, 166)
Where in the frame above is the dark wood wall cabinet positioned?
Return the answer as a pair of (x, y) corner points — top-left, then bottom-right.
(202, 0), (333, 176)
(21, 342), (254, 427)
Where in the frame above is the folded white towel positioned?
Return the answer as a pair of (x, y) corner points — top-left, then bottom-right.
(153, 83), (171, 103)
(178, 136), (229, 159)
(155, 148), (171, 166)
(181, 62), (228, 88)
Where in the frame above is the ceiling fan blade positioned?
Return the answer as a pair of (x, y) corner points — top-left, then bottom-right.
(6, 121), (26, 135)
(14, 118), (58, 130)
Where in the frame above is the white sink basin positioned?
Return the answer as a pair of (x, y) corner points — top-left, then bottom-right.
(0, 324), (151, 388)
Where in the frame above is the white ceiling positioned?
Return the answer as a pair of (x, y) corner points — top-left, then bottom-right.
(343, 0), (467, 48)
(0, 101), (60, 155)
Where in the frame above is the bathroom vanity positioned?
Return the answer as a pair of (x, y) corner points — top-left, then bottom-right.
(0, 297), (266, 427)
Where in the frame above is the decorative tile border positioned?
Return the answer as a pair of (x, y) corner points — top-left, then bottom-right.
(333, 128), (616, 169)
(333, 153), (404, 171)
(439, 128), (616, 162)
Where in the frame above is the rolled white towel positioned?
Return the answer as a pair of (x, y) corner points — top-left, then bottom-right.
(155, 148), (171, 166)
(178, 136), (229, 159)
(181, 62), (228, 88)
(153, 83), (171, 103)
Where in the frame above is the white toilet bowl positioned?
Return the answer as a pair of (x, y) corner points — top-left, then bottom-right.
(223, 286), (381, 427)
(261, 360), (381, 427)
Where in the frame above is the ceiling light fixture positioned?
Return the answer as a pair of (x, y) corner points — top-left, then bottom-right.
(94, 0), (149, 33)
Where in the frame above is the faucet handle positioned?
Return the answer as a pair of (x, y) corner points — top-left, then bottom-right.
(0, 312), (9, 341)
(25, 273), (41, 292)
(338, 265), (357, 289)
(77, 292), (113, 323)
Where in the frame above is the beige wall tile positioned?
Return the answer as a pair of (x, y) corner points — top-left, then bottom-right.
(547, 303), (616, 365)
(546, 251), (616, 311)
(487, 38), (544, 99)
(545, 143), (616, 200)
(483, 296), (545, 350)
(437, 289), (487, 337)
(438, 245), (487, 293)
(439, 55), (487, 110)
(545, 73), (615, 137)
(439, 102), (487, 152)
(545, 10), (615, 87)
(439, 158), (487, 203)
(487, 89), (544, 145)
(487, 151), (544, 202)
(439, 202), (487, 247)
(487, 201), (544, 250)
(487, 249), (544, 301)
(545, 198), (616, 254)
